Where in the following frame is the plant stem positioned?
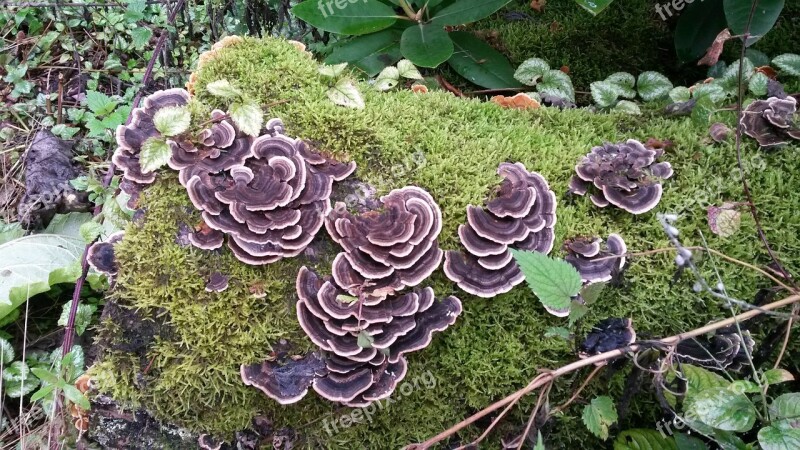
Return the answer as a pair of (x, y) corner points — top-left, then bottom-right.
(397, 0), (417, 20)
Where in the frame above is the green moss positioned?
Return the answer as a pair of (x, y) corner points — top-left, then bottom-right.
(94, 37), (800, 448)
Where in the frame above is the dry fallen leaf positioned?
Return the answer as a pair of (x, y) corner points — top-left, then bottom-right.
(411, 84), (429, 94)
(697, 28), (732, 67)
(530, 0), (546, 12)
(559, 65), (570, 75)
(491, 93), (541, 110)
(756, 66), (778, 79)
(708, 202), (741, 238)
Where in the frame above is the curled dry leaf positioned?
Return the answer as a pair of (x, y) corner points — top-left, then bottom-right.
(697, 28), (732, 67)
(530, 0), (546, 12)
(756, 66), (778, 79)
(411, 84), (429, 94)
(491, 93), (541, 110)
(708, 202), (741, 238)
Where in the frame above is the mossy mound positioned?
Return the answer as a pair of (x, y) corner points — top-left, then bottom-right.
(92, 37), (800, 448)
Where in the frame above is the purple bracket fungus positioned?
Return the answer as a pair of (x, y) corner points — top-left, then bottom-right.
(564, 234), (627, 284)
(325, 186), (444, 299)
(198, 434), (223, 450)
(286, 266), (462, 407)
(113, 89), (191, 200)
(205, 272), (230, 292)
(675, 328), (755, 372)
(569, 139), (673, 214)
(578, 318), (636, 361)
(740, 95), (800, 149)
(87, 231), (125, 279)
(240, 352), (328, 405)
(443, 162), (557, 298)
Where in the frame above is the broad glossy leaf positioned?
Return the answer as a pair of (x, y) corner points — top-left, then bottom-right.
(400, 24), (453, 68)
(762, 368), (794, 385)
(669, 86), (691, 103)
(724, 0), (784, 46)
(605, 72), (636, 99)
(770, 393), (800, 420)
(675, 0), (727, 63)
(514, 57), (550, 86)
(448, 31), (522, 89)
(758, 421), (800, 450)
(511, 249), (582, 316)
(430, 0), (511, 26)
(591, 80), (621, 108)
(674, 433), (708, 450)
(687, 387), (756, 432)
(291, 0), (397, 35)
(613, 429), (678, 450)
(325, 29), (403, 76)
(637, 71), (673, 102)
(538, 70), (575, 102)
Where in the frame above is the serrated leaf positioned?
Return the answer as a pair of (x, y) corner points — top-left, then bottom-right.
(139, 137), (171, 173)
(291, 0), (397, 36)
(773, 54), (800, 76)
(758, 421), (800, 450)
(769, 393), (800, 420)
(637, 71), (673, 102)
(397, 59), (422, 80)
(669, 86), (691, 103)
(319, 63), (349, 78)
(544, 326), (571, 340)
(537, 69), (575, 103)
(613, 429), (678, 450)
(2, 360), (39, 397)
(229, 101), (264, 136)
(205, 79), (242, 99)
(0, 234), (84, 321)
(79, 221), (103, 244)
(357, 330), (374, 349)
(511, 249), (582, 315)
(568, 300), (588, 326)
(374, 66), (400, 91)
(85, 91), (117, 116)
(591, 81), (621, 108)
(514, 57), (550, 86)
(613, 100), (642, 115)
(762, 368), (794, 385)
(129, 27), (152, 49)
(687, 387), (756, 432)
(0, 337), (13, 364)
(58, 300), (97, 336)
(327, 79), (365, 109)
(681, 364), (730, 400)
(605, 72), (636, 99)
(582, 396), (618, 440)
(580, 282), (606, 305)
(153, 106), (191, 137)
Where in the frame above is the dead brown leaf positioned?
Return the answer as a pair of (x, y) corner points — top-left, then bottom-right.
(530, 0), (546, 12)
(697, 28), (731, 67)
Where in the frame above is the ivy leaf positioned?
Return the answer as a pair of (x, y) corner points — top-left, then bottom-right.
(357, 330), (374, 349)
(687, 387), (756, 432)
(537, 70), (575, 102)
(590, 81), (620, 108)
(669, 86), (691, 103)
(374, 66), (400, 91)
(582, 396), (618, 440)
(205, 79), (243, 99)
(769, 393), (800, 420)
(290, 0), (397, 36)
(139, 137), (171, 173)
(397, 59), (423, 80)
(2, 361), (40, 397)
(85, 91), (117, 116)
(511, 249), (582, 317)
(153, 106), (191, 137)
(605, 72), (636, 99)
(762, 368), (794, 385)
(613, 429), (679, 450)
(514, 57), (550, 86)
(79, 220), (103, 244)
(773, 53), (800, 76)
(748, 72), (769, 96)
(58, 300), (97, 336)
(319, 63), (349, 78)
(229, 101), (264, 136)
(637, 71), (673, 102)
(0, 337), (13, 363)
(400, 24), (453, 68)
(758, 420), (800, 450)
(327, 79), (365, 109)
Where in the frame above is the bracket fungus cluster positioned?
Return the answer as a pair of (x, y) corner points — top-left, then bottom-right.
(443, 162), (557, 298)
(578, 318), (636, 360)
(740, 95), (800, 149)
(675, 328), (755, 372)
(87, 231), (125, 281)
(569, 139), (673, 214)
(564, 234), (627, 285)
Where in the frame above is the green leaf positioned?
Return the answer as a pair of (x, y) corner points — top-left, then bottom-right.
(514, 57), (550, 86)
(325, 29), (403, 77)
(669, 86), (691, 103)
(205, 79), (243, 99)
(396, 59), (422, 80)
(574, 0), (615, 15)
(374, 66), (400, 91)
(0, 234), (84, 321)
(758, 421), (800, 450)
(0, 222), (25, 245)
(724, 0), (784, 47)
(229, 101), (264, 136)
(153, 106), (191, 137)
(58, 300), (97, 336)
(51, 124), (80, 140)
(745, 49), (771, 67)
(79, 220), (103, 244)
(2, 361), (39, 397)
(674, 0), (727, 63)
(85, 91), (117, 116)
(544, 326), (571, 340)
(770, 393), (800, 420)
(291, 0), (397, 35)
(579, 282), (606, 305)
(357, 330), (374, 349)
(30, 367), (63, 386)
(591, 81), (621, 108)
(45, 212), (93, 238)
(691, 96), (718, 126)
(687, 387), (756, 432)
(605, 72), (636, 99)
(582, 396), (618, 440)
(681, 365), (730, 401)
(319, 62), (349, 78)
(674, 433), (709, 450)
(400, 24), (453, 68)
(538, 70), (575, 102)
(613, 429), (678, 450)
(336, 294), (359, 304)
(533, 431), (545, 450)
(728, 380), (760, 394)
(692, 83), (726, 103)
(327, 78), (365, 109)
(773, 54), (800, 77)
(568, 300), (588, 326)
(447, 31), (522, 89)
(511, 249), (582, 316)
(637, 71), (672, 102)
(762, 368), (794, 385)
(62, 384), (90, 410)
(29, 383), (55, 403)
(613, 100), (642, 115)
(430, 0), (511, 26)
(129, 27), (152, 49)
(139, 137), (171, 173)
(0, 337), (13, 364)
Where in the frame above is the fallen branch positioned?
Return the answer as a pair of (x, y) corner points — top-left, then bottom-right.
(405, 293), (800, 449)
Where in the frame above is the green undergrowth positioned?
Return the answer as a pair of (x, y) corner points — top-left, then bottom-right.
(93, 37), (800, 448)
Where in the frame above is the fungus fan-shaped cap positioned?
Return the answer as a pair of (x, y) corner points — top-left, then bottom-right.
(578, 318), (636, 359)
(205, 272), (230, 292)
(87, 231), (125, 276)
(564, 234), (627, 284)
(740, 96), (800, 149)
(443, 250), (523, 297)
(240, 352), (328, 405)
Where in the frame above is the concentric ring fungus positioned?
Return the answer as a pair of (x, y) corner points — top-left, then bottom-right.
(113, 89), (191, 206)
(443, 162), (557, 298)
(569, 139), (673, 214)
(578, 318), (636, 360)
(87, 231), (125, 279)
(740, 95), (800, 149)
(564, 234), (627, 285)
(325, 186), (444, 299)
(674, 328), (755, 372)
